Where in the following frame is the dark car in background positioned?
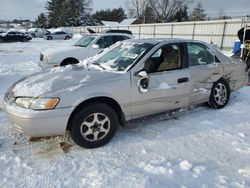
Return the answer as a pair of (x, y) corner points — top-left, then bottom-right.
(0, 31), (32, 42)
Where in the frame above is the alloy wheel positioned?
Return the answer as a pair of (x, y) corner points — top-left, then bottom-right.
(213, 83), (227, 106)
(80, 113), (111, 142)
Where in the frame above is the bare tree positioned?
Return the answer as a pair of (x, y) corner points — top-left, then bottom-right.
(148, 0), (189, 22)
(127, 0), (191, 22)
(217, 8), (225, 19)
(126, 0), (148, 19)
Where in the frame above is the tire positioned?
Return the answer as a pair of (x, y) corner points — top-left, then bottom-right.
(22, 38), (28, 42)
(60, 59), (79, 66)
(69, 103), (119, 148)
(65, 36), (70, 40)
(208, 79), (230, 109)
(47, 36), (52, 40)
(0, 38), (3, 43)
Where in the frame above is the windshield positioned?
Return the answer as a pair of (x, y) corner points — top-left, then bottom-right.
(93, 41), (153, 72)
(74, 35), (97, 47)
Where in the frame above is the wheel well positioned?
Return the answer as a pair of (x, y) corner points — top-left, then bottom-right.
(66, 97), (125, 130)
(218, 77), (231, 91)
(60, 58), (79, 66)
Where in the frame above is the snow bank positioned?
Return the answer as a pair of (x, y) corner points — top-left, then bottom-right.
(1, 41), (250, 187)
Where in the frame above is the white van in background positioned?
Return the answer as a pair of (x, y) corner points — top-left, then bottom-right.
(28, 28), (48, 38)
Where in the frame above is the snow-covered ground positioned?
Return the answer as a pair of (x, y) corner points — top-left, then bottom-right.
(0, 39), (250, 188)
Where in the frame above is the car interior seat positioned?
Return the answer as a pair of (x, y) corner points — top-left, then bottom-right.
(157, 45), (179, 71)
(144, 59), (155, 73)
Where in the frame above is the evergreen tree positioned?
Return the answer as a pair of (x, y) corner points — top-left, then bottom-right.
(190, 2), (206, 21)
(172, 5), (189, 22)
(46, 0), (92, 27)
(34, 13), (48, 28)
(143, 6), (156, 23)
(46, 0), (63, 27)
(92, 7), (127, 22)
(111, 8), (127, 22)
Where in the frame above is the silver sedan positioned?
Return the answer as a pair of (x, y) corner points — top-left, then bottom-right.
(3, 38), (248, 148)
(44, 31), (72, 40)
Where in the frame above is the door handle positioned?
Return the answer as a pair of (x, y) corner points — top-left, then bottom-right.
(178, 77), (189, 83)
(212, 72), (220, 75)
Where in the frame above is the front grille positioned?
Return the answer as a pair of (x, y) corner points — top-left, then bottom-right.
(40, 53), (44, 61)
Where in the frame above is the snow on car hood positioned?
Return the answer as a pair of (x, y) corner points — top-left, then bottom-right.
(11, 65), (122, 97)
(41, 45), (86, 56)
(0, 33), (7, 37)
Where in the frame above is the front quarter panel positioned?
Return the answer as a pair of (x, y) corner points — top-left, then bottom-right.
(55, 72), (132, 120)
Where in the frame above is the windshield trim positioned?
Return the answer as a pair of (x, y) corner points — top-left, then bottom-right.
(126, 42), (158, 72)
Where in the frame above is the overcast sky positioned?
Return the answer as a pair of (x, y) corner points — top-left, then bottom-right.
(0, 0), (249, 21)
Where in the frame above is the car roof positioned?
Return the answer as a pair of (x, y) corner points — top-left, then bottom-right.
(89, 32), (133, 37)
(102, 29), (133, 35)
(124, 38), (207, 45)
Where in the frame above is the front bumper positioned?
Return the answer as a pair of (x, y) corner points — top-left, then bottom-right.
(38, 61), (58, 69)
(3, 100), (74, 137)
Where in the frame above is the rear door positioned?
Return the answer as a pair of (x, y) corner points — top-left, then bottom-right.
(95, 35), (115, 49)
(53, 32), (62, 39)
(16, 32), (23, 41)
(113, 35), (131, 43)
(131, 43), (190, 119)
(186, 42), (223, 104)
(6, 32), (15, 41)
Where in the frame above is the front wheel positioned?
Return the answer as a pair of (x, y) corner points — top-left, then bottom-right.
(208, 79), (230, 109)
(69, 103), (119, 148)
(22, 38), (28, 42)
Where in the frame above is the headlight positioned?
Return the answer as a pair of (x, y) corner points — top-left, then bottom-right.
(43, 54), (52, 62)
(15, 97), (59, 110)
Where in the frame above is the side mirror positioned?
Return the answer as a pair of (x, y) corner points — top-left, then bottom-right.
(92, 44), (100, 49)
(136, 71), (149, 93)
(136, 70), (148, 78)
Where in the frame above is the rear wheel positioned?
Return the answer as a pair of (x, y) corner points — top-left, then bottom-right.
(208, 79), (230, 109)
(65, 36), (70, 40)
(69, 103), (119, 148)
(47, 36), (52, 40)
(0, 38), (3, 42)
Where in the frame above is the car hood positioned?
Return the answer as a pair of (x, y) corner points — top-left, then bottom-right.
(11, 65), (123, 97)
(41, 45), (86, 56)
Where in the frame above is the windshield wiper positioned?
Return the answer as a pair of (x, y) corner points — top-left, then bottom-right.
(74, 44), (84, 47)
(92, 63), (106, 70)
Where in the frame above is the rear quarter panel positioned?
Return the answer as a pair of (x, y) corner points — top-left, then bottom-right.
(222, 58), (248, 91)
(212, 47), (248, 91)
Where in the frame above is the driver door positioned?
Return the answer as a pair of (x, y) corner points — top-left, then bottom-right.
(131, 43), (190, 119)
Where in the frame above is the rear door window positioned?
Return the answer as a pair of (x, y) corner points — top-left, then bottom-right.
(95, 36), (115, 48)
(113, 35), (131, 43)
(187, 43), (216, 66)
